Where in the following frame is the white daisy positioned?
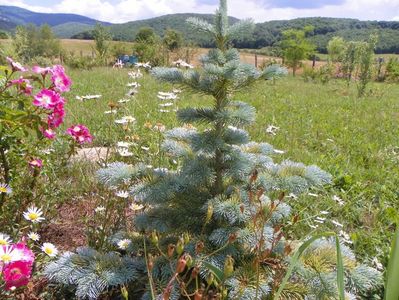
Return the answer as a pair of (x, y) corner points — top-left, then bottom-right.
(94, 206), (106, 213)
(41, 243), (58, 257)
(104, 110), (117, 115)
(117, 148), (134, 157)
(333, 195), (345, 206)
(159, 102), (174, 107)
(0, 233), (11, 245)
(117, 141), (133, 148)
(159, 109), (170, 113)
(371, 257), (383, 271)
(0, 246), (21, 263)
(319, 210), (330, 215)
(314, 217), (325, 224)
(331, 220), (343, 227)
(23, 206), (45, 223)
(118, 98), (131, 104)
(153, 124), (166, 132)
(115, 116), (136, 125)
(266, 125), (280, 136)
(308, 193), (318, 197)
(0, 183), (12, 194)
(339, 230), (353, 244)
(126, 88), (139, 96)
(117, 239), (131, 250)
(274, 149), (285, 154)
(116, 191), (129, 198)
(141, 146), (150, 152)
(76, 94), (101, 101)
(127, 82), (141, 88)
(130, 203), (144, 211)
(27, 232), (40, 242)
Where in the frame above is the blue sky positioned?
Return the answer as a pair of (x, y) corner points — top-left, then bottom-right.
(2, 0), (399, 23)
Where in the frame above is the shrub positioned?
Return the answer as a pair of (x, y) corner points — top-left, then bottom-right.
(385, 57), (399, 82)
(45, 1), (382, 299)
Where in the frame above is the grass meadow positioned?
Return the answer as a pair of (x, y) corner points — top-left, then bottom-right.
(61, 67), (399, 265)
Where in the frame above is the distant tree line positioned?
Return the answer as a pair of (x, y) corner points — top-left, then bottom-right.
(71, 17), (399, 54)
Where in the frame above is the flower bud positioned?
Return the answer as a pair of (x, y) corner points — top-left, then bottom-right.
(147, 254), (154, 272)
(150, 231), (158, 245)
(195, 241), (204, 254)
(183, 232), (190, 244)
(120, 286), (129, 300)
(191, 266), (200, 279)
(205, 204), (213, 223)
(163, 286), (171, 300)
(223, 255), (234, 278)
(194, 290), (203, 300)
(228, 233), (237, 244)
(167, 244), (175, 258)
(206, 272), (214, 285)
(176, 256), (187, 273)
(185, 254), (193, 268)
(176, 237), (185, 255)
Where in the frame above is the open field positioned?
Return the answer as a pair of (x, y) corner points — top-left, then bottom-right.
(59, 67), (399, 265)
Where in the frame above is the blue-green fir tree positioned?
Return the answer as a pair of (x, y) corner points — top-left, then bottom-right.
(45, 1), (382, 299)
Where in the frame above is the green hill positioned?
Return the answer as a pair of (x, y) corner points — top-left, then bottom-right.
(1, 4), (399, 53)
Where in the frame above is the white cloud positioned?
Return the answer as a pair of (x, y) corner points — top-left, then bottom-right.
(0, 0), (399, 23)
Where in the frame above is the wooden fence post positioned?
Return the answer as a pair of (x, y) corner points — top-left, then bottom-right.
(255, 53), (258, 68)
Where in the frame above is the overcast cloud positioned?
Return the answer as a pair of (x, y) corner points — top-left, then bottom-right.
(1, 0), (399, 23)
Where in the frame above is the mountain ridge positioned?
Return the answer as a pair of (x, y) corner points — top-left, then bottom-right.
(1, 5), (399, 53)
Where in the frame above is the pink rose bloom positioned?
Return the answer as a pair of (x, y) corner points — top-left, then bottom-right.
(6, 57), (26, 72)
(3, 261), (32, 290)
(66, 124), (93, 144)
(33, 89), (62, 109)
(29, 159), (43, 168)
(32, 66), (51, 76)
(8, 77), (33, 95)
(47, 103), (65, 128)
(42, 128), (56, 139)
(51, 65), (72, 92)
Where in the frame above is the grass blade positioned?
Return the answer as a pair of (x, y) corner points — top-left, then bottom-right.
(274, 232), (335, 300)
(335, 236), (345, 300)
(385, 224), (399, 300)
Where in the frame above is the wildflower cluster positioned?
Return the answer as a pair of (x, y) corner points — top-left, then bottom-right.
(0, 206), (58, 293)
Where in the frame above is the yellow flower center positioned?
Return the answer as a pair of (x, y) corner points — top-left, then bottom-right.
(44, 247), (53, 255)
(0, 239), (8, 245)
(28, 212), (39, 220)
(0, 253), (12, 263)
(0, 187), (7, 193)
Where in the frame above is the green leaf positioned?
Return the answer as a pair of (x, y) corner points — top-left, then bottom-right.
(274, 232), (335, 300)
(385, 224), (399, 300)
(335, 236), (345, 300)
(202, 261), (224, 283)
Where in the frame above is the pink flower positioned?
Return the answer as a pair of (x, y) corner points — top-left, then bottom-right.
(32, 66), (51, 76)
(51, 65), (72, 92)
(8, 77), (33, 95)
(47, 103), (65, 128)
(33, 89), (62, 109)
(6, 57), (26, 72)
(12, 243), (34, 267)
(29, 159), (43, 169)
(66, 124), (93, 144)
(2, 261), (32, 290)
(42, 128), (56, 139)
